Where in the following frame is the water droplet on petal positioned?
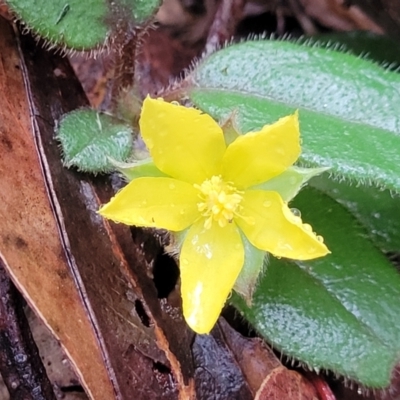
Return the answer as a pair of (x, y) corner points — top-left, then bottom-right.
(292, 216), (302, 224)
(180, 209), (185, 215)
(169, 183), (176, 190)
(263, 201), (272, 208)
(275, 146), (285, 155)
(308, 247), (316, 254)
(290, 208), (301, 217)
(182, 258), (189, 266)
(316, 235), (324, 243)
(141, 200), (147, 206)
(204, 246), (213, 259)
(303, 223), (313, 232)
(191, 235), (199, 245)
(278, 241), (293, 251)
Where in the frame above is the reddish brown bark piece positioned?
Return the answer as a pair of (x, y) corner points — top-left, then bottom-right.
(255, 366), (319, 400)
(304, 372), (336, 400)
(218, 318), (282, 395)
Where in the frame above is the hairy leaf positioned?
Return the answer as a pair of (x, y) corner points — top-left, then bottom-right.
(232, 188), (400, 387)
(190, 40), (400, 192)
(311, 175), (400, 252)
(6, 0), (161, 49)
(57, 109), (133, 173)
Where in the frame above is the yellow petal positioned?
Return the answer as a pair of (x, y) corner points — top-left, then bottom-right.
(99, 177), (199, 231)
(140, 97), (226, 184)
(180, 220), (244, 334)
(236, 190), (329, 260)
(221, 113), (300, 189)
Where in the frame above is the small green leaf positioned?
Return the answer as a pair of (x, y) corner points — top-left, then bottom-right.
(220, 110), (241, 145)
(111, 159), (168, 181)
(252, 166), (329, 202)
(57, 109), (133, 173)
(311, 175), (400, 252)
(234, 233), (265, 303)
(190, 40), (400, 192)
(232, 187), (400, 387)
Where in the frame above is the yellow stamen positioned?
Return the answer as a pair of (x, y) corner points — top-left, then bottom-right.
(195, 176), (243, 229)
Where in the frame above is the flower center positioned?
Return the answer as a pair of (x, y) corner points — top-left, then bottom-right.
(195, 175), (243, 229)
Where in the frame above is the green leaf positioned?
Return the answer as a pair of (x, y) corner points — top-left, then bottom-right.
(234, 232), (265, 303)
(190, 40), (400, 192)
(231, 187), (400, 387)
(6, 0), (161, 49)
(252, 166), (329, 202)
(7, 0), (109, 49)
(57, 109), (133, 173)
(111, 159), (168, 181)
(311, 175), (400, 252)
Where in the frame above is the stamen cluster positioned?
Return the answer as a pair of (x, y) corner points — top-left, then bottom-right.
(195, 175), (243, 229)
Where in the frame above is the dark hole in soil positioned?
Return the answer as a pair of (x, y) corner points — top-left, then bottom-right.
(153, 251), (180, 299)
(153, 361), (171, 374)
(134, 299), (151, 327)
(236, 11), (280, 37)
(61, 385), (85, 393)
(222, 305), (257, 338)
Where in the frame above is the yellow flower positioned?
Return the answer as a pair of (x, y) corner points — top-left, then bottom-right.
(99, 97), (329, 334)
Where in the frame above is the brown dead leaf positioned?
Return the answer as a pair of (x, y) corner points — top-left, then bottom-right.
(0, 17), (115, 400)
(0, 16), (198, 400)
(217, 318), (332, 399)
(9, 17), (197, 399)
(218, 318), (281, 395)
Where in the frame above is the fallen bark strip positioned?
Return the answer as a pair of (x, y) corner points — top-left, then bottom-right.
(0, 258), (56, 400)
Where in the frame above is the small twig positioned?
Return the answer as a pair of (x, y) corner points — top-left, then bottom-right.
(110, 28), (139, 106)
(0, 258), (56, 400)
(288, 0), (318, 35)
(205, 0), (247, 54)
(106, 0), (152, 109)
